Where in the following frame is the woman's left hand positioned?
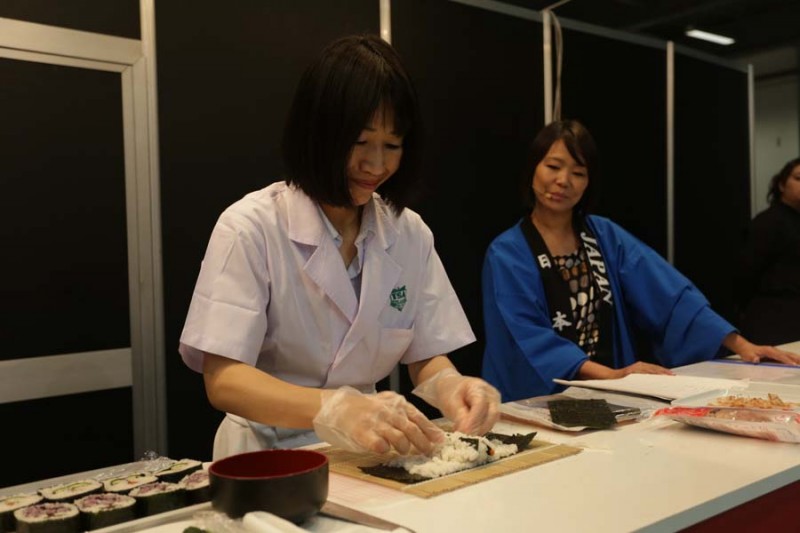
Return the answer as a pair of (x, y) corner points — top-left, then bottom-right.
(738, 344), (800, 365)
(724, 332), (800, 365)
(412, 368), (501, 435)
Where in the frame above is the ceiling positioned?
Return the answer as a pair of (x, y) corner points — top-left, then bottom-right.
(499, 0), (800, 60)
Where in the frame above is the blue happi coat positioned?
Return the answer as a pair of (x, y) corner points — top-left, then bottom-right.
(481, 215), (735, 401)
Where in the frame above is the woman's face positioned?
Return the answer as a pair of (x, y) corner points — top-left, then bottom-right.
(347, 106), (404, 206)
(531, 139), (589, 215)
(780, 164), (800, 210)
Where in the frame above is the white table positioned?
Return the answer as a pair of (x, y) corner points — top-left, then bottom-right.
(323, 341), (800, 533)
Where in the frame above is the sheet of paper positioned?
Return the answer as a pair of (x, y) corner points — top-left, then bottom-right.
(553, 374), (747, 401)
(674, 360), (800, 385)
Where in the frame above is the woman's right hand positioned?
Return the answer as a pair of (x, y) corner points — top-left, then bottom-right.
(312, 387), (445, 455)
(612, 361), (674, 379)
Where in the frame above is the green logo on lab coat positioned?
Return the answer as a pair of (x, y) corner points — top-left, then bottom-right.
(389, 285), (407, 311)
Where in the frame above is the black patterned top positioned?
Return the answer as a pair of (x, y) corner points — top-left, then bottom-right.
(552, 250), (602, 358)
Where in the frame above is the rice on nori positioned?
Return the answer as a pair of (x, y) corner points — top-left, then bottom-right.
(39, 480), (102, 503)
(360, 431), (537, 484)
(0, 493), (42, 533)
(129, 482), (186, 516)
(13, 502), (80, 533)
(74, 493), (136, 531)
(179, 470), (210, 504)
(103, 473), (158, 494)
(155, 459), (202, 483)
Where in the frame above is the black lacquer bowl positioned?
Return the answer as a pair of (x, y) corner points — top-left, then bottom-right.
(209, 449), (328, 523)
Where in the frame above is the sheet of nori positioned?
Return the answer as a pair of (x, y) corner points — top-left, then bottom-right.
(134, 489), (186, 517)
(547, 399), (617, 428)
(358, 432), (537, 484)
(15, 512), (80, 533)
(82, 504), (136, 531)
(184, 485), (211, 504)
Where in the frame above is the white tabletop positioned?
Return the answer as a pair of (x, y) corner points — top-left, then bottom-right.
(326, 341), (800, 533)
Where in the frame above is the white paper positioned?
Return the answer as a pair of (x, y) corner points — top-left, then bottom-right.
(553, 374), (747, 401)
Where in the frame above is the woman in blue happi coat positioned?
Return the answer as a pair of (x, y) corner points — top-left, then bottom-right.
(481, 119), (800, 401)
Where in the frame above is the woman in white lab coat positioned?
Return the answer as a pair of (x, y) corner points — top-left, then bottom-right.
(179, 34), (500, 460)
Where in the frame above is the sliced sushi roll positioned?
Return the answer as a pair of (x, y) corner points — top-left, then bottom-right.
(102, 473), (158, 494)
(154, 459), (202, 483)
(74, 493), (136, 531)
(0, 493), (43, 533)
(13, 502), (80, 533)
(179, 470), (210, 504)
(128, 482), (186, 517)
(39, 479), (102, 502)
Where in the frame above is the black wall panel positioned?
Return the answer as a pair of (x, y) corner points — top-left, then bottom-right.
(393, 0), (544, 394)
(0, 58), (130, 359)
(156, 0), (380, 461)
(1, 389), (133, 487)
(0, 0), (139, 38)
(560, 29), (668, 254)
(674, 55), (750, 324)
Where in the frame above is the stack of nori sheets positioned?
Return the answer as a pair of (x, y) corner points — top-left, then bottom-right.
(547, 399), (617, 429)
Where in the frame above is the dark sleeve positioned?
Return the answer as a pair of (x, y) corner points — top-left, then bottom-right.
(736, 209), (781, 310)
(614, 226), (735, 367)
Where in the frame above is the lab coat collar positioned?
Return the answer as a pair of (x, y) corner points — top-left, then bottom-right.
(285, 185), (399, 251)
(285, 186), (401, 324)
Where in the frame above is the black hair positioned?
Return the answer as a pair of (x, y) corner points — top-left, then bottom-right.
(767, 157), (800, 206)
(282, 34), (422, 214)
(521, 119), (598, 216)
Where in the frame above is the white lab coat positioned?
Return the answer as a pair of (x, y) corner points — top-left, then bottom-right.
(179, 182), (475, 458)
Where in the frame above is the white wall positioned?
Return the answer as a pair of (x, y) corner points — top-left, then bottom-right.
(754, 75), (799, 214)
(739, 45), (799, 216)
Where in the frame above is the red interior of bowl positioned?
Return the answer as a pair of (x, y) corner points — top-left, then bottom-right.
(210, 449), (328, 479)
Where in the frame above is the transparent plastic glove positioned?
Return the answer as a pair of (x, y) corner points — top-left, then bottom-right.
(412, 368), (500, 435)
(313, 386), (444, 455)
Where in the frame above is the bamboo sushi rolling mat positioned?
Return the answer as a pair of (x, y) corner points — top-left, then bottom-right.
(320, 439), (582, 498)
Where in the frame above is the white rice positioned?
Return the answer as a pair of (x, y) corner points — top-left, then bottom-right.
(39, 479), (102, 501)
(155, 458), (201, 477)
(14, 502), (79, 523)
(0, 493), (42, 512)
(74, 493), (136, 513)
(385, 432), (518, 479)
(103, 473), (158, 493)
(180, 470), (209, 490)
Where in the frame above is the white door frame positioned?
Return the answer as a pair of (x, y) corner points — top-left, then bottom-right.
(0, 15), (166, 457)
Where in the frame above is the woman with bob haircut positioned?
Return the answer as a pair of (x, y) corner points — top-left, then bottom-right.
(736, 157), (800, 345)
(179, 34), (499, 459)
(481, 119), (800, 401)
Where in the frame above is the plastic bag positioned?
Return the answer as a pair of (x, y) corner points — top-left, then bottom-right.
(654, 406), (800, 443)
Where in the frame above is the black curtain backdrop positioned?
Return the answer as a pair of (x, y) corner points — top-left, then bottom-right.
(0, 0), (139, 38)
(674, 54), (750, 324)
(559, 28), (668, 255)
(392, 0), (544, 413)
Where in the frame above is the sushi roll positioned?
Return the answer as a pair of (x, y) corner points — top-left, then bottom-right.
(179, 470), (210, 504)
(1, 493), (43, 533)
(102, 473), (158, 494)
(154, 459), (202, 483)
(128, 482), (186, 517)
(74, 493), (136, 531)
(13, 502), (79, 533)
(39, 480), (102, 502)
